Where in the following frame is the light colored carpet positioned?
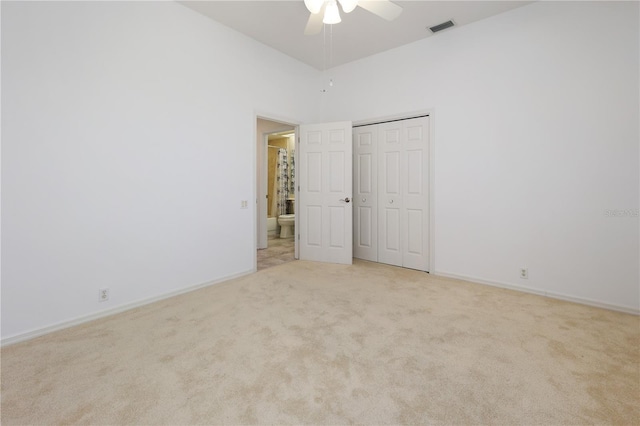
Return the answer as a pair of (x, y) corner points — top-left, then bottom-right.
(1, 260), (638, 425)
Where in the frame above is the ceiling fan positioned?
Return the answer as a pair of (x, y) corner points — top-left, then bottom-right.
(303, 0), (403, 35)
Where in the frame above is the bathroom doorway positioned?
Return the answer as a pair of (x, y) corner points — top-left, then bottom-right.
(256, 117), (297, 270)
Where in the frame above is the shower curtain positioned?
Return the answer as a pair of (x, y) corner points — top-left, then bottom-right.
(271, 148), (289, 216)
(289, 150), (295, 195)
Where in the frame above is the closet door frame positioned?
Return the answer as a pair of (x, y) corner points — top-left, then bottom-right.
(352, 111), (435, 272)
(378, 120), (405, 267)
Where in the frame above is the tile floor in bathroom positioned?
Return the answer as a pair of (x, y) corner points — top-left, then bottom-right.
(257, 234), (295, 271)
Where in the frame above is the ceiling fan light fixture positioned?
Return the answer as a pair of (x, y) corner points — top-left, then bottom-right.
(323, 0), (342, 24)
(338, 0), (358, 13)
(304, 0), (323, 14)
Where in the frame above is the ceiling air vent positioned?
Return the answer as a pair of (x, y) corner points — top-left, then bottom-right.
(429, 20), (455, 33)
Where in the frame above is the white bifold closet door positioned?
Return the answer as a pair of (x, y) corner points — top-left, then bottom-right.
(353, 126), (378, 262)
(353, 116), (430, 271)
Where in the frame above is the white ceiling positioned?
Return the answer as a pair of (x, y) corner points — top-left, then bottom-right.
(180, 1), (533, 70)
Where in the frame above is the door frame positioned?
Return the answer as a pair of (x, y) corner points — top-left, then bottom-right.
(254, 113), (300, 267)
(353, 109), (435, 272)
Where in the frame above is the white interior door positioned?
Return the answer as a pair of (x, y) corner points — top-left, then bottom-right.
(353, 126), (378, 262)
(299, 121), (353, 264)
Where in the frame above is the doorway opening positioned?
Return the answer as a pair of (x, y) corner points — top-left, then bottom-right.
(256, 117), (297, 270)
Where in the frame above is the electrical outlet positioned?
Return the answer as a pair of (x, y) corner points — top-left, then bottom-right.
(240, 200), (248, 209)
(99, 288), (110, 302)
(520, 268), (528, 279)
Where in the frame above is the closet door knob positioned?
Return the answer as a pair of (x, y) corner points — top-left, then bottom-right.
(362, 198), (366, 202)
(340, 197), (351, 203)
(390, 199), (394, 204)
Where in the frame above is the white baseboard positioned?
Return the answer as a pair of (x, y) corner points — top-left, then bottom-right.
(433, 270), (640, 316)
(1, 269), (255, 347)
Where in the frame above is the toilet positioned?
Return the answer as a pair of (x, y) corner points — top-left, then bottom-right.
(278, 198), (296, 239)
(278, 214), (295, 238)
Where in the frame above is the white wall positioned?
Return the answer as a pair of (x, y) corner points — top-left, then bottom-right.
(1, 1), (320, 340)
(323, 1), (639, 311)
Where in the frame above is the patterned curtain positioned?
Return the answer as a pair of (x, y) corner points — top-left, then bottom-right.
(271, 148), (289, 216)
(289, 149), (295, 195)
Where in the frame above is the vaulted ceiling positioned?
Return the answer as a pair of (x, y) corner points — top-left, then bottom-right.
(180, 1), (533, 70)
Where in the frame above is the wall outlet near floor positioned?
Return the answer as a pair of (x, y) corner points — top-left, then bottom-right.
(240, 200), (248, 209)
(520, 268), (529, 279)
(99, 288), (110, 302)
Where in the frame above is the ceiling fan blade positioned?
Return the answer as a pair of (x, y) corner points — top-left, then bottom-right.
(304, 4), (325, 35)
(338, 0), (358, 13)
(358, 0), (402, 21)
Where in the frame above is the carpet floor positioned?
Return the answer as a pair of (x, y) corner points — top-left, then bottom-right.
(1, 260), (638, 425)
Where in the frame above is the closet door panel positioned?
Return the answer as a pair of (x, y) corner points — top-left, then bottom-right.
(406, 209), (423, 254)
(402, 117), (429, 271)
(406, 149), (423, 195)
(378, 122), (403, 267)
(404, 208), (424, 270)
(357, 206), (373, 247)
(353, 127), (378, 261)
(384, 207), (401, 250)
(384, 152), (401, 195)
